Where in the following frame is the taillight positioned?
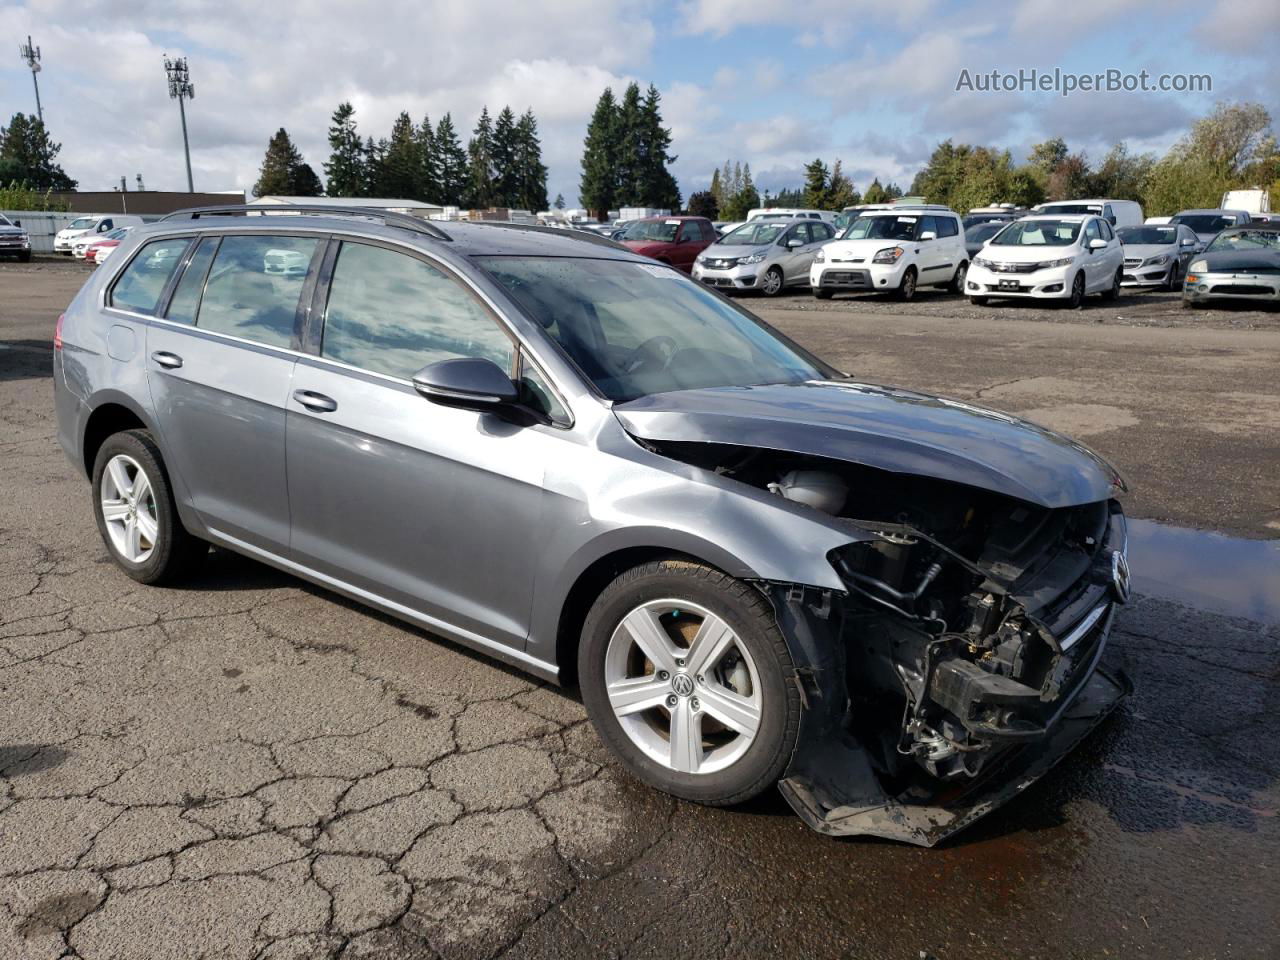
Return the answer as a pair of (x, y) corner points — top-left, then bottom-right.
(54, 313), (65, 350)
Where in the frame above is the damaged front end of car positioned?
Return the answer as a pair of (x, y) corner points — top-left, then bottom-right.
(616, 382), (1134, 845)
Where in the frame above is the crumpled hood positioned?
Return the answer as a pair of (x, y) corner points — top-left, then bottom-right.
(1196, 249), (1280, 273)
(614, 380), (1124, 509)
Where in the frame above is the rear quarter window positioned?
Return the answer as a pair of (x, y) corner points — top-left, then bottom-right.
(109, 238), (192, 315)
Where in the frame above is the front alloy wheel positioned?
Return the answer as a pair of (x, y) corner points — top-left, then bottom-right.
(761, 266), (784, 296)
(579, 560), (800, 805)
(604, 599), (762, 775)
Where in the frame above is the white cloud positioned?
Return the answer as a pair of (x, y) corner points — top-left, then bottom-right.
(0, 0), (653, 202)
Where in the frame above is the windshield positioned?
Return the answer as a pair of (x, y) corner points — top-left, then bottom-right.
(962, 215), (1011, 229)
(0, 215), (11, 227)
(101, 228), (130, 241)
(479, 257), (829, 402)
(990, 219), (1081, 246)
(1118, 226), (1176, 245)
(720, 222), (787, 246)
(69, 217), (97, 230)
(965, 222), (1005, 244)
(1171, 214), (1239, 234)
(1039, 203), (1101, 216)
(620, 220), (680, 243)
(842, 215), (918, 241)
(1205, 230), (1280, 252)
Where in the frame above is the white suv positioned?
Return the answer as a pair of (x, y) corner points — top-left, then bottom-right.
(809, 206), (967, 300)
(966, 215), (1124, 308)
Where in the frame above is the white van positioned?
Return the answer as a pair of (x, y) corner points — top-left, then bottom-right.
(54, 214), (145, 255)
(1033, 199), (1142, 228)
(747, 207), (836, 224)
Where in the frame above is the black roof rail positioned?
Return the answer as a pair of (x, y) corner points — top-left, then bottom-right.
(160, 204), (452, 241)
(467, 220), (629, 250)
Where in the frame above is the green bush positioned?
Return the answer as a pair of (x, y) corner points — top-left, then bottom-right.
(0, 180), (70, 211)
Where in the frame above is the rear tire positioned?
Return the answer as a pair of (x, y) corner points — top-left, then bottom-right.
(91, 430), (207, 585)
(578, 559), (801, 806)
(950, 261), (968, 294)
(1102, 268), (1121, 301)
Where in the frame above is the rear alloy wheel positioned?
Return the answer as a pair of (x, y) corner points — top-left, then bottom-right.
(1102, 267), (1121, 301)
(579, 560), (800, 805)
(1067, 272), (1086, 309)
(92, 430), (206, 585)
(895, 266), (918, 301)
(761, 266), (784, 297)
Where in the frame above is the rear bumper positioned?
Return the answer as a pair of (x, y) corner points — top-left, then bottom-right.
(778, 664), (1129, 845)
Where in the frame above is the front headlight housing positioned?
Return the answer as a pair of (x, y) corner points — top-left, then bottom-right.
(813, 248), (826, 263)
(739, 252), (767, 265)
(972, 256), (993, 268)
(872, 246), (903, 264)
(1143, 254), (1170, 266)
(1189, 259), (1208, 273)
(1039, 257), (1076, 270)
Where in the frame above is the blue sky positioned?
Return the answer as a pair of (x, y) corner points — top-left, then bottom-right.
(1, 0), (1276, 207)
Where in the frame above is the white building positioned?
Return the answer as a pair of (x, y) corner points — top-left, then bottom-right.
(249, 196), (445, 219)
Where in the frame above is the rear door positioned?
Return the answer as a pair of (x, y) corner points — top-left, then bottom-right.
(145, 232), (322, 553)
(285, 238), (560, 651)
(672, 221), (706, 272)
(914, 215), (948, 283)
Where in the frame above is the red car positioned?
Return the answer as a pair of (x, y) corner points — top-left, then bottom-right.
(618, 216), (716, 273)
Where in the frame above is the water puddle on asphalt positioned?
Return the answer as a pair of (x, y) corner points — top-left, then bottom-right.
(1127, 518), (1280, 624)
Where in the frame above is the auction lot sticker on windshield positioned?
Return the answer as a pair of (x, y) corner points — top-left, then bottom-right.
(666, 220), (681, 225)
(897, 216), (918, 222)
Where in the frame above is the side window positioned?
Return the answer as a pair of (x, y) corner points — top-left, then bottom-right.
(1099, 220), (1114, 241)
(196, 235), (318, 348)
(99, 219), (113, 232)
(917, 216), (938, 240)
(110, 238), (191, 315)
(936, 217), (959, 238)
(1102, 204), (1114, 222)
(321, 241), (513, 379)
(1084, 219), (1102, 244)
(165, 237), (219, 326)
(681, 221), (705, 244)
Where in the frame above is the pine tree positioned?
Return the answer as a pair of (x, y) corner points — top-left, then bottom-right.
(615, 83), (644, 206)
(466, 107), (497, 209)
(579, 88), (619, 219)
(364, 136), (387, 195)
(417, 114), (438, 201)
(513, 109), (549, 212)
(292, 162), (324, 197)
(253, 128), (312, 197)
(687, 190), (717, 219)
(554, 193), (565, 210)
(491, 106), (519, 207)
(827, 159), (857, 209)
(802, 158), (830, 209)
(638, 84), (680, 211)
(377, 112), (422, 200)
(0, 113), (76, 190)
(435, 114), (468, 205)
(323, 102), (365, 198)
(863, 178), (888, 204)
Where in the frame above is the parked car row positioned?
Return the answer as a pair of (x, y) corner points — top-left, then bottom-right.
(54, 214), (145, 255)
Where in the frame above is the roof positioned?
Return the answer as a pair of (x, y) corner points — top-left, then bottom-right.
(1022, 213), (1093, 221)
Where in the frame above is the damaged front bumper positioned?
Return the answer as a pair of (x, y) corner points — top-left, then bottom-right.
(763, 563), (1131, 846)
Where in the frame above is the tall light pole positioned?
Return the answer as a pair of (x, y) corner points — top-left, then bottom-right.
(163, 55), (195, 192)
(19, 36), (43, 124)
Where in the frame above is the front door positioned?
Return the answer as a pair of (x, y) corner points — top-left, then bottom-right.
(285, 239), (555, 651)
(145, 232), (321, 553)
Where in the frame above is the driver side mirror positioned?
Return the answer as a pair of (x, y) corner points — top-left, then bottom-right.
(12, 219), (19, 227)
(1181, 238), (1196, 246)
(412, 357), (519, 413)
(786, 237), (804, 248)
(919, 231), (936, 241)
(1088, 238), (1108, 250)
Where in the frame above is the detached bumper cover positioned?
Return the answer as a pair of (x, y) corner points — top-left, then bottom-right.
(778, 665), (1130, 846)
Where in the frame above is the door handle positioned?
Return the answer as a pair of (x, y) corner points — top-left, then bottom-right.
(150, 351), (183, 369)
(293, 389), (338, 413)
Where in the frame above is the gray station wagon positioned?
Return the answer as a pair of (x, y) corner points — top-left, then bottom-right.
(53, 206), (1132, 845)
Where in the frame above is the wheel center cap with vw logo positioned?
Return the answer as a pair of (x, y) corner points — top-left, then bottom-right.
(671, 673), (695, 697)
(1111, 550), (1131, 604)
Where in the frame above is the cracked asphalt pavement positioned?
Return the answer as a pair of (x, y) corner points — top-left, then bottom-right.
(0, 261), (1277, 959)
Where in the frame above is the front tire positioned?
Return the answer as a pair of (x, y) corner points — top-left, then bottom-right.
(760, 266), (784, 297)
(1066, 272), (1086, 309)
(969, 295), (988, 306)
(812, 287), (833, 300)
(895, 266), (918, 301)
(91, 430), (206, 585)
(579, 559), (801, 806)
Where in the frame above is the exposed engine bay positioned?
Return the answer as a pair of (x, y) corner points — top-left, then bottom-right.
(645, 440), (1128, 790)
